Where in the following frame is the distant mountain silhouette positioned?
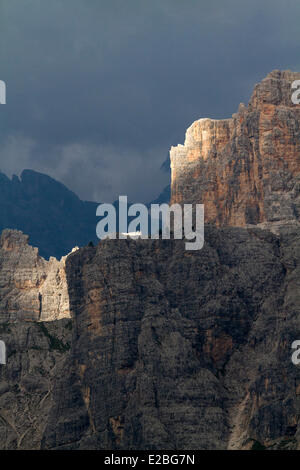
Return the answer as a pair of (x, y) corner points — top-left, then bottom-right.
(150, 154), (170, 205)
(0, 170), (99, 259)
(149, 184), (170, 205)
(160, 154), (171, 174)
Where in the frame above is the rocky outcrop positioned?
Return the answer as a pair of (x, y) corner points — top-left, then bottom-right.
(170, 70), (300, 233)
(0, 230), (73, 449)
(0, 230), (72, 322)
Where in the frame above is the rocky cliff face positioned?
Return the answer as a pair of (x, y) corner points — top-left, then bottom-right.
(0, 230), (72, 449)
(0, 170), (99, 259)
(0, 230), (71, 322)
(40, 225), (300, 450)
(1, 225), (300, 450)
(0, 319), (71, 449)
(170, 70), (300, 233)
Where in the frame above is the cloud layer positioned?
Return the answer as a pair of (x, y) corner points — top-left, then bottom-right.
(1, 0), (300, 202)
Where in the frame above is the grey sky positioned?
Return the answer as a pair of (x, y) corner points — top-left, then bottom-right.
(0, 0), (299, 202)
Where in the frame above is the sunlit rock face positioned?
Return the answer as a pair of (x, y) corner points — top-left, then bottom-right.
(170, 70), (300, 232)
(0, 229), (71, 322)
(2, 71), (300, 451)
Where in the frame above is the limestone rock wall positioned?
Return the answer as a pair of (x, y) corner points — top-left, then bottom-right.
(170, 70), (300, 231)
(0, 319), (72, 449)
(0, 229), (71, 322)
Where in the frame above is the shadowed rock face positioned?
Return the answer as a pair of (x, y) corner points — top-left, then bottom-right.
(0, 319), (72, 449)
(0, 225), (300, 450)
(40, 225), (300, 450)
(170, 70), (300, 232)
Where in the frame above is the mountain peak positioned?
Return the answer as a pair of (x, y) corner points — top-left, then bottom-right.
(170, 70), (300, 232)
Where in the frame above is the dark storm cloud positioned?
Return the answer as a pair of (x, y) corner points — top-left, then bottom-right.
(0, 0), (299, 202)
